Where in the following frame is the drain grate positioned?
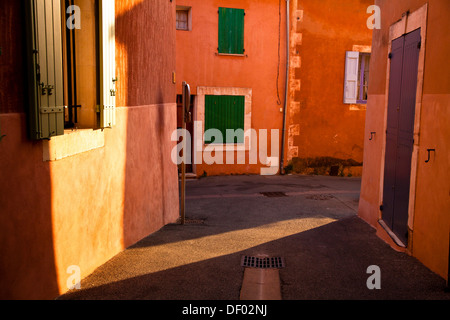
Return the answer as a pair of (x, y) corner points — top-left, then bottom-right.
(260, 191), (287, 198)
(241, 256), (285, 269)
(305, 194), (334, 201)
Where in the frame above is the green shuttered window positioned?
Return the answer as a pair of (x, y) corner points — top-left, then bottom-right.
(218, 7), (245, 55)
(205, 95), (245, 144)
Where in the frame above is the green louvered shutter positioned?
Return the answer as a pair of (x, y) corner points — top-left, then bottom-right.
(25, 0), (64, 140)
(205, 95), (245, 144)
(218, 8), (245, 55)
(99, 0), (116, 128)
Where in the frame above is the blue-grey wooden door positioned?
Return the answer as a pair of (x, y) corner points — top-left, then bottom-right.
(382, 28), (421, 245)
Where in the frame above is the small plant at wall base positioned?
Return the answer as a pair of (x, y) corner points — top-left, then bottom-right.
(285, 157), (363, 177)
(284, 163), (294, 174)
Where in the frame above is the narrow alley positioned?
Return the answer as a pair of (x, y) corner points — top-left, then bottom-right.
(58, 175), (448, 300)
(1, 0), (449, 305)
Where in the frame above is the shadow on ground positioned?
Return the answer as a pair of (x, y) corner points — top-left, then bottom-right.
(59, 216), (449, 300)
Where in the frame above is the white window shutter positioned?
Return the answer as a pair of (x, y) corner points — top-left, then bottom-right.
(26, 0), (64, 140)
(99, 0), (116, 128)
(343, 51), (359, 104)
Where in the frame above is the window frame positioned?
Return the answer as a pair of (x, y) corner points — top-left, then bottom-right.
(63, 0), (100, 130)
(356, 53), (370, 104)
(176, 6), (192, 31)
(343, 50), (371, 105)
(195, 87), (252, 156)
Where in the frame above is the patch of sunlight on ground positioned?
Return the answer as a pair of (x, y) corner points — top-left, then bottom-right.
(118, 216), (337, 278)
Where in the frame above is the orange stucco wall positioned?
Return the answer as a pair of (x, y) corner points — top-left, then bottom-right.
(176, 0), (372, 177)
(0, 0), (179, 299)
(358, 0), (450, 280)
(285, 0), (373, 174)
(176, 0), (287, 176)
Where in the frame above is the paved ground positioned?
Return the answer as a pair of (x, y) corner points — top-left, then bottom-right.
(58, 174), (449, 300)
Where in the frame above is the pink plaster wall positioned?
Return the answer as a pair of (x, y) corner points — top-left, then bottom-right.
(0, 0), (179, 299)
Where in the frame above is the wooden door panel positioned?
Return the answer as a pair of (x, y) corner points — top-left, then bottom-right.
(382, 28), (421, 245)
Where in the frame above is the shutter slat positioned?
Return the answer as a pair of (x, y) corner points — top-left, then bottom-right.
(38, 0), (49, 137)
(36, 0), (48, 110)
(111, 0), (116, 126)
(45, 0), (55, 137)
(52, 0), (64, 136)
(100, 0), (116, 128)
(25, 0), (40, 139)
(45, 0), (55, 109)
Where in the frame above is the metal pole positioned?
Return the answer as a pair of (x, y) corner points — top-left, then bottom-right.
(181, 82), (190, 225)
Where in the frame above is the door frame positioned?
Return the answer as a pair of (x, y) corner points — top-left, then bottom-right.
(379, 4), (428, 248)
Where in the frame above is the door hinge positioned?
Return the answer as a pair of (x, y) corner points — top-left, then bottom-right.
(417, 41), (421, 49)
(380, 205), (384, 211)
(388, 52), (392, 59)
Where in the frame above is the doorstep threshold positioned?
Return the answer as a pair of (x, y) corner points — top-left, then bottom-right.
(378, 219), (407, 248)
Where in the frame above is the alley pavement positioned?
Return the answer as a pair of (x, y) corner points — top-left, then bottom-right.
(58, 174), (450, 301)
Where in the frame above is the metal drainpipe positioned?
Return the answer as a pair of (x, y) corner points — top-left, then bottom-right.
(280, 0), (290, 175)
(447, 231), (450, 291)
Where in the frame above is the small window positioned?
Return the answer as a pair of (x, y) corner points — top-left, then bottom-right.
(218, 7), (245, 55)
(63, 1), (100, 130)
(343, 51), (371, 104)
(176, 7), (191, 31)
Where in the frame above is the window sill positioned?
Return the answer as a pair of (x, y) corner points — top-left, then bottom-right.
(216, 52), (247, 57)
(349, 104), (367, 111)
(43, 128), (105, 161)
(204, 143), (246, 152)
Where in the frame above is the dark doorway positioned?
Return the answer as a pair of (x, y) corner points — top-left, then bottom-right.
(382, 28), (421, 246)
